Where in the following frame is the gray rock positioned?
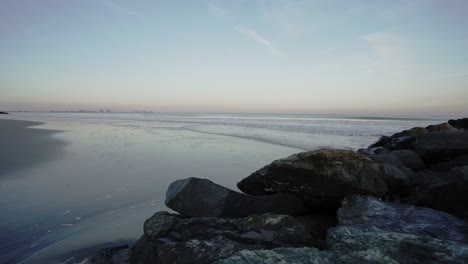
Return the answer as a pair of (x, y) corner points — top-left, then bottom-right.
(165, 177), (307, 218)
(414, 129), (468, 163)
(403, 166), (468, 219)
(237, 149), (416, 209)
(328, 195), (468, 243)
(219, 233), (468, 264)
(130, 212), (318, 264)
(220, 196), (468, 264)
(390, 149), (425, 170)
(217, 247), (337, 264)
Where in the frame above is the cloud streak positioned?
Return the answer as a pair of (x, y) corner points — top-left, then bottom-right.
(235, 24), (283, 57)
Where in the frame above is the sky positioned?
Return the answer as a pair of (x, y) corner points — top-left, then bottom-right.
(0, 0), (467, 115)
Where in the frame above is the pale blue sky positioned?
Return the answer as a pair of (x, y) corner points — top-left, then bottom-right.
(1, 0), (467, 115)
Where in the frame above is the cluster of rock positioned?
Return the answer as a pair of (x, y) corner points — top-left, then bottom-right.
(90, 118), (468, 263)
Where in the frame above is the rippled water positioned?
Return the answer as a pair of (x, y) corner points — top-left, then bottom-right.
(0, 112), (447, 263)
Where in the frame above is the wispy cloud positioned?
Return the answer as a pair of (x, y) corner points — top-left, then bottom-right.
(235, 24), (283, 57)
(206, 0), (226, 17)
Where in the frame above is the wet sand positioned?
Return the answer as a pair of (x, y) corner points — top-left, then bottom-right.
(0, 119), (66, 179)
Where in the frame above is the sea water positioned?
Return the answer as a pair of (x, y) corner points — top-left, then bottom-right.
(0, 112), (447, 263)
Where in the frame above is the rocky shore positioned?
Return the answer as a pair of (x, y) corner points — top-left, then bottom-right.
(90, 118), (468, 264)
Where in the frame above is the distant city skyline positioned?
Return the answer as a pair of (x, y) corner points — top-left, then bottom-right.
(1, 0), (467, 116)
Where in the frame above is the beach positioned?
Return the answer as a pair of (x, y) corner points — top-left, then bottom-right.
(0, 113), (448, 263)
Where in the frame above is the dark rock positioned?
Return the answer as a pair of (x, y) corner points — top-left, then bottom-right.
(402, 166), (468, 219)
(295, 212), (337, 249)
(368, 136), (391, 148)
(390, 149), (425, 170)
(90, 245), (130, 264)
(430, 154), (468, 171)
(130, 212), (318, 264)
(449, 118), (468, 129)
(329, 195), (468, 243)
(389, 135), (419, 150)
(391, 127), (427, 138)
(405, 169), (445, 189)
(0, 111), (8, 114)
(165, 177), (307, 218)
(415, 129), (468, 163)
(426, 122), (452, 132)
(237, 149), (389, 209)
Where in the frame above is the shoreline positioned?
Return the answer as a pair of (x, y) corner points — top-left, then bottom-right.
(0, 118), (66, 179)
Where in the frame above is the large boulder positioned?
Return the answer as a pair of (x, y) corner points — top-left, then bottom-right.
(390, 149), (425, 170)
(430, 154), (468, 171)
(402, 166), (468, 219)
(449, 118), (468, 129)
(130, 212), (317, 264)
(219, 234), (468, 264)
(328, 195), (468, 243)
(237, 149), (415, 209)
(219, 196), (468, 264)
(414, 129), (468, 163)
(165, 177), (307, 218)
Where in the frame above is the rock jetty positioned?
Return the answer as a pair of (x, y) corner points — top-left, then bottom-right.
(89, 118), (468, 264)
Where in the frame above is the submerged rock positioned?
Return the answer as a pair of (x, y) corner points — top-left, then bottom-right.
(130, 212), (318, 264)
(165, 177), (307, 218)
(237, 149), (416, 209)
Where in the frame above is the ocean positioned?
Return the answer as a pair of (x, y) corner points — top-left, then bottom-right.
(0, 112), (447, 263)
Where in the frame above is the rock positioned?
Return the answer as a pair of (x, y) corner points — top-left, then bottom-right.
(165, 177), (307, 218)
(219, 233), (468, 264)
(430, 155), (468, 171)
(402, 166), (468, 219)
(415, 129), (468, 163)
(237, 149), (390, 209)
(426, 122), (452, 132)
(130, 212), (318, 264)
(90, 245), (130, 264)
(392, 126), (428, 138)
(217, 247), (338, 264)
(390, 149), (425, 170)
(368, 136), (391, 148)
(220, 196), (468, 264)
(0, 111), (8, 114)
(449, 118), (468, 129)
(328, 195), (468, 243)
(330, 232), (468, 264)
